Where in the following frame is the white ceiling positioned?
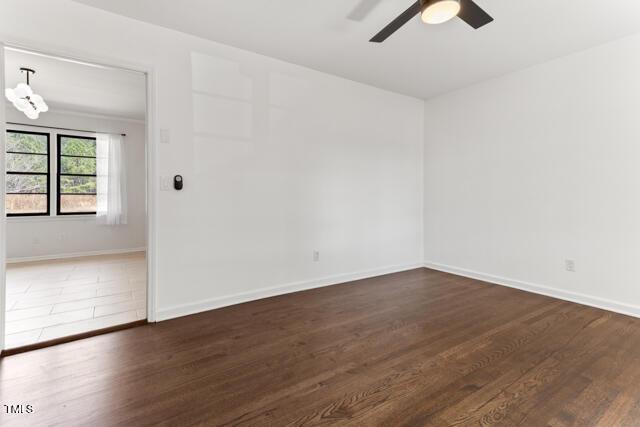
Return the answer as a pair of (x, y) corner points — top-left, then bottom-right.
(72, 0), (640, 100)
(4, 48), (146, 120)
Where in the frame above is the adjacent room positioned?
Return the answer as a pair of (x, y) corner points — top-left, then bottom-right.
(3, 48), (147, 349)
(1, 0), (640, 425)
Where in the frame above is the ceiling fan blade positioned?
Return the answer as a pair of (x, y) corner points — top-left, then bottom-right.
(370, 1), (421, 43)
(458, 0), (494, 29)
(348, 0), (383, 21)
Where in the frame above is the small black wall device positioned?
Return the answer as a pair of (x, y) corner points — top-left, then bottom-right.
(174, 175), (183, 190)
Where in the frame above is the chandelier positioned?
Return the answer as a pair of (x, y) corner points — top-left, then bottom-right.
(5, 67), (49, 120)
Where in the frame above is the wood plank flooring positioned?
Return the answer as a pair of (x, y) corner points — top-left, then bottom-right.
(1, 267), (640, 426)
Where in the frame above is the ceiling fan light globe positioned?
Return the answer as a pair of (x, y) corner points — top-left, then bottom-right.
(421, 0), (461, 24)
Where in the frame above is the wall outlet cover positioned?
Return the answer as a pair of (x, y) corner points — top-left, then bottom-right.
(565, 260), (576, 272)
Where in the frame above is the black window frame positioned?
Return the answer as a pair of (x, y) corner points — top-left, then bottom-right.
(5, 129), (51, 217)
(56, 134), (97, 216)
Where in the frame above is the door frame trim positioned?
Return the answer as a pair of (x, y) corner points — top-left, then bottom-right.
(0, 40), (159, 351)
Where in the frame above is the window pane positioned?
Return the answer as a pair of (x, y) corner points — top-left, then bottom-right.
(60, 156), (96, 175)
(60, 194), (96, 213)
(6, 194), (47, 214)
(60, 137), (96, 157)
(60, 176), (96, 194)
(6, 174), (47, 193)
(6, 153), (48, 173)
(6, 131), (48, 154)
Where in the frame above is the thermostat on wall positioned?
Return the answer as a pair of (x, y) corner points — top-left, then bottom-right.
(174, 175), (183, 190)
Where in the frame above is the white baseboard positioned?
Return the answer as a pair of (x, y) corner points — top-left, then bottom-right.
(7, 247), (147, 264)
(424, 261), (640, 319)
(156, 262), (424, 321)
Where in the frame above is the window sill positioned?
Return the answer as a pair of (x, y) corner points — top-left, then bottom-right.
(7, 215), (96, 223)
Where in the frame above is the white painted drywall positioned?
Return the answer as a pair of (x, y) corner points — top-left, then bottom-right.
(423, 33), (640, 315)
(4, 109), (147, 260)
(0, 0), (424, 319)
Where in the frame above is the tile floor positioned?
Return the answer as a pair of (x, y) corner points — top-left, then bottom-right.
(4, 251), (146, 349)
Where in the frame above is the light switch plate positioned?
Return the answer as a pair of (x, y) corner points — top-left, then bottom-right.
(160, 176), (172, 191)
(160, 129), (171, 144)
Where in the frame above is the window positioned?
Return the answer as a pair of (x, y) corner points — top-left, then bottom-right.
(5, 130), (50, 216)
(4, 130), (101, 217)
(57, 134), (97, 215)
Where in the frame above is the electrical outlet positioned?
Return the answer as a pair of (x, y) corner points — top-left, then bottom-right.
(313, 251), (320, 262)
(565, 259), (576, 272)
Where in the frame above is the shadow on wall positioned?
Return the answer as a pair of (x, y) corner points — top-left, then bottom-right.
(189, 52), (326, 283)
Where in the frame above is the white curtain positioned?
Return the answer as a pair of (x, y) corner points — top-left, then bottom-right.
(96, 133), (128, 225)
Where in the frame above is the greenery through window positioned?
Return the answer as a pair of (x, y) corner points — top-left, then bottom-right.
(5, 130), (50, 216)
(57, 135), (97, 214)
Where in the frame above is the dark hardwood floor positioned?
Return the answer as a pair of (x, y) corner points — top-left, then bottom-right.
(2, 268), (640, 426)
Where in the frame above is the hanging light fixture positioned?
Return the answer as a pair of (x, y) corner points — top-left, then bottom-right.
(5, 67), (48, 120)
(421, 0), (461, 25)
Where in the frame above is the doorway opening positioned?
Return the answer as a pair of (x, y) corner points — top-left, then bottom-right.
(2, 46), (150, 352)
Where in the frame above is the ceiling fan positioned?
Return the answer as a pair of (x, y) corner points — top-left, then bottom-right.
(370, 0), (493, 43)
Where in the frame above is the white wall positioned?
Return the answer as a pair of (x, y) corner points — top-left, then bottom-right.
(5, 109), (147, 260)
(423, 34), (640, 316)
(0, 0), (424, 320)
